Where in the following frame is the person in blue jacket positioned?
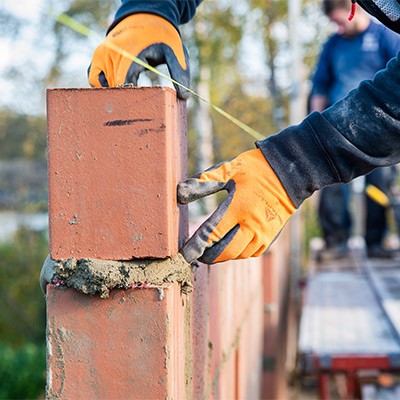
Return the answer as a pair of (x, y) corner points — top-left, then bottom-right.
(88, 0), (400, 265)
(309, 0), (400, 259)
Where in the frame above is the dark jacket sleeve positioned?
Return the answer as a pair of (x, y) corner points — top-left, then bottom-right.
(257, 52), (400, 208)
(110, 0), (203, 31)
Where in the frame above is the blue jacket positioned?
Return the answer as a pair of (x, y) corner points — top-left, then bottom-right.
(113, 1), (400, 208)
(312, 21), (400, 105)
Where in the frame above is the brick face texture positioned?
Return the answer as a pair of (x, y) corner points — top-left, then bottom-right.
(46, 284), (186, 399)
(47, 87), (187, 260)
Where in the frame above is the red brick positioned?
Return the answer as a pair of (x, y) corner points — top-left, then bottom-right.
(218, 348), (237, 400)
(46, 284), (186, 399)
(261, 228), (292, 400)
(208, 265), (222, 386)
(47, 87), (187, 260)
(217, 264), (232, 352)
(191, 263), (211, 400)
(235, 294), (263, 400)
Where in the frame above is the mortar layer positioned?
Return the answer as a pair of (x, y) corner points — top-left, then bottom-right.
(53, 253), (192, 298)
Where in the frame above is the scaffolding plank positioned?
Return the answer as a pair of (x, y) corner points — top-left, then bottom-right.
(366, 261), (400, 338)
(298, 271), (400, 356)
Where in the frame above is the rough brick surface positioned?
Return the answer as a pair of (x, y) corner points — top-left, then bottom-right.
(191, 256), (264, 399)
(191, 264), (210, 400)
(47, 87), (187, 260)
(261, 228), (292, 400)
(46, 284), (186, 399)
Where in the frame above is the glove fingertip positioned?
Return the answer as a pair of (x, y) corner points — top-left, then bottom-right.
(175, 85), (190, 100)
(40, 255), (57, 295)
(87, 63), (108, 88)
(180, 247), (198, 264)
(98, 71), (109, 87)
(177, 179), (201, 204)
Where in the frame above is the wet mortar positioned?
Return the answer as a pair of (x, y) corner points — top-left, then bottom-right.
(51, 253), (193, 298)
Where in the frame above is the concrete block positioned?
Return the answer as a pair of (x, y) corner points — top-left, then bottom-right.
(47, 87), (187, 260)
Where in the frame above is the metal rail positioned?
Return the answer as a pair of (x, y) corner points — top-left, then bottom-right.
(354, 246), (400, 350)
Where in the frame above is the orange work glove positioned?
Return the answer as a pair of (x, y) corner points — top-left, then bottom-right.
(88, 14), (190, 99)
(177, 149), (297, 264)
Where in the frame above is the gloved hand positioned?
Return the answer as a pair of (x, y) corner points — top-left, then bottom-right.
(177, 149), (297, 264)
(88, 13), (190, 99)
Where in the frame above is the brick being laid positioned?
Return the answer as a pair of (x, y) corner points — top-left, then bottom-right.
(47, 87), (187, 260)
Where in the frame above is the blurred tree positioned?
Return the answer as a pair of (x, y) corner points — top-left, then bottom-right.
(302, 0), (333, 79)
(0, 226), (47, 396)
(184, 1), (252, 175)
(0, 1), (120, 113)
(43, 0), (119, 87)
(250, 0), (288, 130)
(0, 343), (46, 399)
(0, 110), (46, 160)
(182, 2), (247, 214)
(212, 82), (273, 163)
(249, 0), (327, 127)
(0, 227), (48, 346)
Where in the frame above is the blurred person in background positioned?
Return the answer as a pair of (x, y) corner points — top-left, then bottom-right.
(309, 0), (400, 259)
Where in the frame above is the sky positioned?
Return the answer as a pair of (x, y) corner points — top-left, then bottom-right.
(0, 0), (95, 114)
(0, 1), (44, 106)
(1, 2), (33, 106)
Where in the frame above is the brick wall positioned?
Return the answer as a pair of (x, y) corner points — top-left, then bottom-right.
(188, 223), (292, 400)
(191, 255), (264, 399)
(262, 227), (293, 400)
(45, 87), (292, 398)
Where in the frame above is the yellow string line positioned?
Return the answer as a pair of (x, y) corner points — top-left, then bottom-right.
(50, 11), (266, 141)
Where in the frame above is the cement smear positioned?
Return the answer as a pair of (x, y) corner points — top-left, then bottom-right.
(52, 253), (193, 298)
